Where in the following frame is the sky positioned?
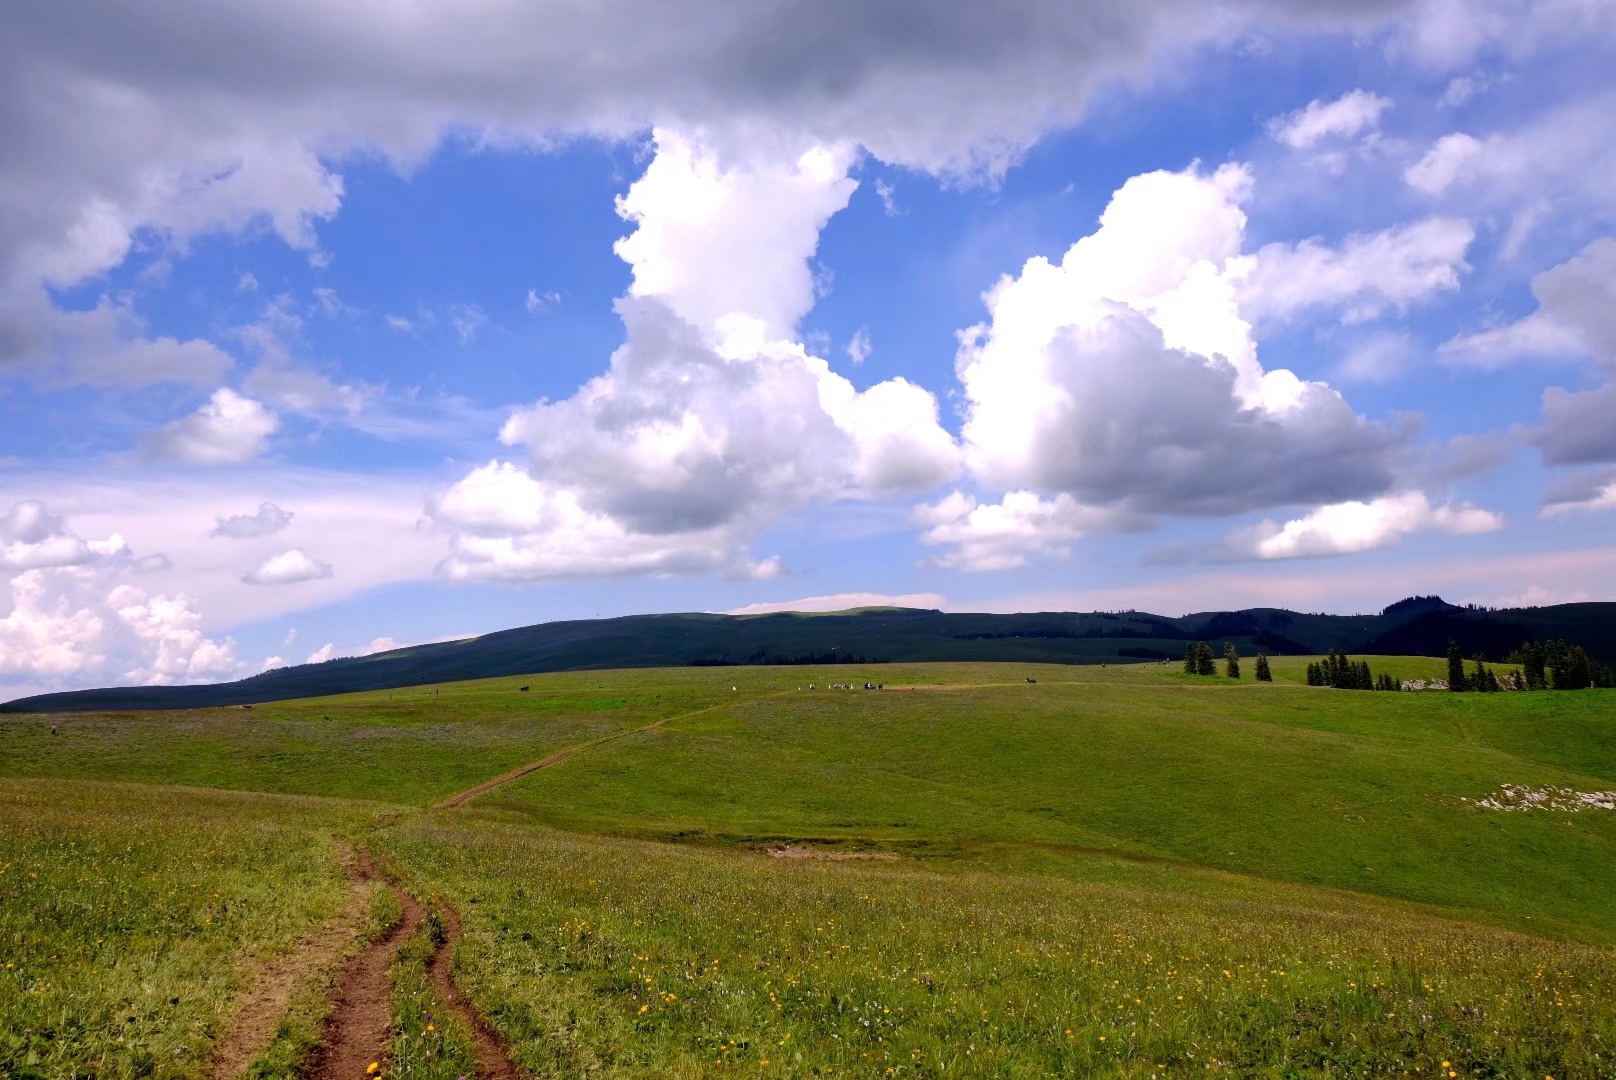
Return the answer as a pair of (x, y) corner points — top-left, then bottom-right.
(3, 0), (1616, 697)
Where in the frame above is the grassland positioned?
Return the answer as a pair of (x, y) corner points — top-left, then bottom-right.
(0, 779), (389, 1080)
(380, 811), (1616, 1078)
(0, 672), (746, 806)
(2, 658), (1613, 1078)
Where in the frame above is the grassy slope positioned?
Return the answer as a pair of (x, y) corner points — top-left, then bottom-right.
(473, 659), (1616, 944)
(379, 810), (1616, 1079)
(4, 659), (1616, 1077)
(0, 779), (389, 1080)
(0, 672), (746, 806)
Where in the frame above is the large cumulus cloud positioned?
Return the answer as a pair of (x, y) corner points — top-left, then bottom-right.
(929, 163), (1448, 569)
(425, 131), (959, 580)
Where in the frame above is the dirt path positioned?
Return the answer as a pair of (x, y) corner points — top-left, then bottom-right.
(309, 851), (523, 1080)
(430, 904), (520, 1080)
(434, 693), (795, 809)
(210, 841), (371, 1080)
(308, 851), (422, 1080)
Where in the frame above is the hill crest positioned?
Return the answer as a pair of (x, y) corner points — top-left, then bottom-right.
(5, 598), (1612, 712)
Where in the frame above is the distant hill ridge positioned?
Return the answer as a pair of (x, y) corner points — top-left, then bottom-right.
(5, 597), (1614, 712)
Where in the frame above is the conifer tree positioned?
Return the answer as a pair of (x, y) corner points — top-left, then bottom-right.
(1224, 643), (1241, 679)
(1255, 652), (1272, 682)
(1447, 640), (1466, 692)
(1197, 641), (1217, 676)
(1184, 642), (1197, 674)
(1521, 641), (1547, 690)
(1306, 661), (1322, 686)
(1553, 645), (1593, 690)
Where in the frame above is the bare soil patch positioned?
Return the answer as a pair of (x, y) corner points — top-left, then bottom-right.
(767, 845), (899, 861)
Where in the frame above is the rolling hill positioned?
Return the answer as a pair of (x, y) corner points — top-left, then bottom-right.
(5, 595), (1613, 711)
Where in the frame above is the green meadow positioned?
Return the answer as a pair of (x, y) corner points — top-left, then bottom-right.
(3, 658), (1615, 1077)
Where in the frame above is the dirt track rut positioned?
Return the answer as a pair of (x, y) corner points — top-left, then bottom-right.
(309, 851), (520, 1080)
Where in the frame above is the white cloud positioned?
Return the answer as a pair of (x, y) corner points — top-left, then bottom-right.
(1230, 491), (1503, 560)
(1442, 238), (1616, 369)
(954, 163), (1403, 536)
(211, 501), (294, 539)
(1336, 332), (1420, 383)
(236, 271), (259, 293)
(1243, 217), (1474, 325)
(873, 179), (900, 216)
(1541, 469), (1616, 517)
(1403, 91), (1616, 241)
(141, 388), (279, 465)
(1267, 90), (1392, 149)
(0, 1), (1474, 401)
(846, 327), (872, 365)
(260, 654), (286, 671)
(1538, 384), (1616, 466)
(912, 490), (1124, 572)
(427, 459), (770, 580)
(613, 132), (858, 345)
(0, 293), (234, 388)
(430, 132), (959, 582)
(1437, 239), (1616, 466)
(525, 289), (560, 313)
(305, 642), (335, 664)
(727, 592), (945, 615)
(447, 303), (488, 344)
(0, 500), (113, 571)
(384, 314), (415, 333)
(0, 501), (238, 692)
(1398, 0), (1616, 70)
(242, 548), (333, 585)
(1543, 484), (1616, 517)
(312, 286), (356, 318)
(15, 468), (441, 630)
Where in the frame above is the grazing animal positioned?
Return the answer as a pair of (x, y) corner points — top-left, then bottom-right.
(1026, 677), (1037, 684)
(519, 685), (530, 692)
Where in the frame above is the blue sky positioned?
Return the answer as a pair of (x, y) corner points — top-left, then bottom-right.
(3, 0), (1615, 695)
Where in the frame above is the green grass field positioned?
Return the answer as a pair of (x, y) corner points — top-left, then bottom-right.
(0, 780), (388, 1080)
(2, 658), (1613, 1078)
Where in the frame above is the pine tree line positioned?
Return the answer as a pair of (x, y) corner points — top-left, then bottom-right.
(1182, 641), (1265, 679)
(1473, 639), (1616, 691)
(1183, 641), (1217, 675)
(1306, 650), (1388, 691)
